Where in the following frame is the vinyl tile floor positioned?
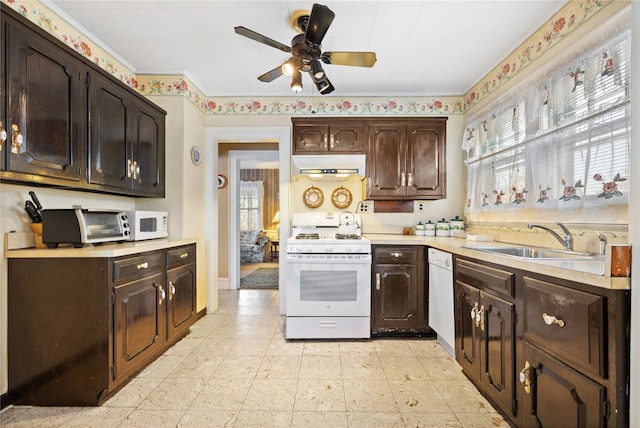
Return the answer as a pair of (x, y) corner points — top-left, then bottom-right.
(1, 289), (509, 428)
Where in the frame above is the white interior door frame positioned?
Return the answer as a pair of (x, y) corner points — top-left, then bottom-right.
(205, 126), (291, 315)
(229, 149), (278, 290)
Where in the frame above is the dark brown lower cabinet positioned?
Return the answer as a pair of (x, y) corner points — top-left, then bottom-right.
(113, 272), (166, 381)
(7, 244), (196, 406)
(521, 342), (606, 428)
(166, 245), (197, 342)
(371, 246), (427, 333)
(455, 269), (515, 417)
(454, 256), (630, 428)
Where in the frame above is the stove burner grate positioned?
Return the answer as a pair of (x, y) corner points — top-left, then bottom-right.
(335, 233), (362, 240)
(296, 233), (320, 240)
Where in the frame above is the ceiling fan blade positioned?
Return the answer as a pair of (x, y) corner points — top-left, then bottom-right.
(321, 51), (377, 67)
(234, 26), (291, 53)
(304, 4), (335, 45)
(258, 64), (286, 82)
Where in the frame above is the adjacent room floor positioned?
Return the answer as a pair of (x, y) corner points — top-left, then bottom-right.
(0, 289), (509, 427)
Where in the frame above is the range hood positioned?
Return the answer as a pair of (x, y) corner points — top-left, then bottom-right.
(292, 154), (365, 181)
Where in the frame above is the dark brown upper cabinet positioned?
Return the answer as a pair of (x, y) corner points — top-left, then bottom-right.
(366, 118), (447, 200)
(2, 11), (83, 183)
(292, 118), (365, 154)
(1, 4), (165, 198)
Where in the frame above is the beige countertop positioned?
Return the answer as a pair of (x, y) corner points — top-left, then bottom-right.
(5, 238), (197, 259)
(365, 234), (630, 291)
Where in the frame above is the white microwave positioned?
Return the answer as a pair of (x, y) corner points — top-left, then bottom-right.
(125, 210), (168, 241)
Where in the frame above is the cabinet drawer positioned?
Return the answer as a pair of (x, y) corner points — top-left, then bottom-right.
(523, 276), (605, 378)
(112, 251), (164, 284)
(373, 247), (419, 264)
(455, 258), (514, 298)
(166, 245), (196, 269)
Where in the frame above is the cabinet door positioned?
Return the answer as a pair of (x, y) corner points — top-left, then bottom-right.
(480, 291), (515, 417)
(87, 70), (132, 192)
(406, 121), (446, 198)
(521, 342), (606, 428)
(293, 124), (330, 153)
(329, 123), (364, 152)
(367, 122), (406, 198)
(113, 272), (165, 381)
(167, 263), (196, 342)
(5, 16), (82, 181)
(454, 282), (481, 381)
(131, 100), (165, 197)
(373, 263), (418, 330)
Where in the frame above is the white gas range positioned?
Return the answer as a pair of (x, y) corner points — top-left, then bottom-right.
(286, 212), (372, 339)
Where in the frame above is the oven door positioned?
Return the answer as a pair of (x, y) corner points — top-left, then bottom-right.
(286, 254), (371, 317)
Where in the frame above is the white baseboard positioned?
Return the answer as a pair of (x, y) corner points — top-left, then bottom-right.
(218, 277), (230, 290)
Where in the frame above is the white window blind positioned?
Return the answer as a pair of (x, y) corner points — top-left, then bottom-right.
(464, 27), (630, 215)
(240, 181), (263, 230)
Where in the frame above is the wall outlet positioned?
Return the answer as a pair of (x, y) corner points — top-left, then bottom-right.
(358, 201), (374, 214)
(416, 201), (425, 212)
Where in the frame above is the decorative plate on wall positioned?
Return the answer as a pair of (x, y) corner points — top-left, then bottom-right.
(331, 186), (352, 209)
(191, 146), (202, 165)
(303, 186), (324, 208)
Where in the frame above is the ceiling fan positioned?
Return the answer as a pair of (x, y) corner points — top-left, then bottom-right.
(234, 3), (377, 94)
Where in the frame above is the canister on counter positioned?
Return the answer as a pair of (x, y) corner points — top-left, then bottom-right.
(416, 222), (425, 236)
(424, 221), (436, 236)
(436, 218), (450, 237)
(450, 215), (465, 231)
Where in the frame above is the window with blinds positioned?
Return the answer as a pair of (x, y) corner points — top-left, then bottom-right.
(240, 181), (264, 230)
(464, 27), (630, 214)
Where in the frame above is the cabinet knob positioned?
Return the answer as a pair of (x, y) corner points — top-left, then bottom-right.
(542, 313), (565, 328)
(179, 253), (189, 259)
(169, 281), (176, 300)
(0, 121), (7, 151)
(158, 285), (166, 305)
(519, 361), (532, 394)
(407, 172), (413, 187)
(400, 172), (406, 187)
(323, 134), (328, 148)
(137, 262), (149, 270)
(127, 159), (133, 178)
(478, 305), (485, 331)
(11, 124), (23, 154)
(375, 273), (381, 290)
(329, 134), (335, 148)
(470, 302), (478, 321)
(391, 252), (402, 258)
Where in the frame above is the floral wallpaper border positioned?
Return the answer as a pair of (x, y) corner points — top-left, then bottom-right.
(464, 0), (618, 112)
(2, 0), (619, 116)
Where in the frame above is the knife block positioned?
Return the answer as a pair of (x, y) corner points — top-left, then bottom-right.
(29, 223), (46, 249)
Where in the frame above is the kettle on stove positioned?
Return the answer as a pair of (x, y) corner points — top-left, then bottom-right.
(338, 211), (356, 235)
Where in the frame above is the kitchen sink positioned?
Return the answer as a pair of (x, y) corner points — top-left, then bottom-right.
(464, 246), (601, 260)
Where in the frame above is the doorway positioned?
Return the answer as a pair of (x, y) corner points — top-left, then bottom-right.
(238, 158), (280, 289)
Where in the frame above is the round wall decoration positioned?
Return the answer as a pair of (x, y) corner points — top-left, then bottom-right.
(303, 186), (324, 208)
(191, 146), (202, 165)
(217, 174), (227, 189)
(331, 186), (353, 209)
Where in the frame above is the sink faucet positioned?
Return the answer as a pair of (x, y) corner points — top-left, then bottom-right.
(527, 222), (573, 251)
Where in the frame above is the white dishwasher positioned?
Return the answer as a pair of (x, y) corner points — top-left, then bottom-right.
(428, 248), (455, 357)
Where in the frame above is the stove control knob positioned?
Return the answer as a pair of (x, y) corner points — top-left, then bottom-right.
(326, 247), (334, 252)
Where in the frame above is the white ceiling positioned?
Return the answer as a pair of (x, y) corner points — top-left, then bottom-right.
(44, 0), (565, 98)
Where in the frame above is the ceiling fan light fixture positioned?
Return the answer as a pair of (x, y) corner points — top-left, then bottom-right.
(311, 60), (325, 80)
(291, 71), (303, 93)
(282, 59), (296, 77)
(315, 76), (334, 94)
